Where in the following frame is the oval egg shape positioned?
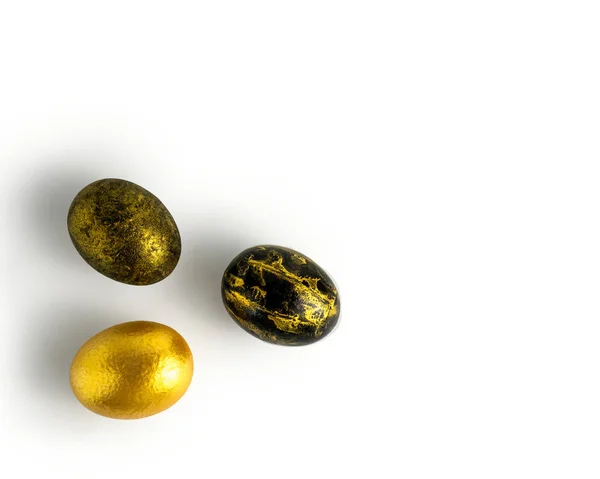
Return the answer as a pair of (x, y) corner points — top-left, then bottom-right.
(70, 321), (194, 419)
(221, 245), (340, 346)
(67, 178), (181, 285)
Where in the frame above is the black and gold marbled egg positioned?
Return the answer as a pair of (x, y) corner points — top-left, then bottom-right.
(67, 178), (181, 285)
(221, 245), (340, 346)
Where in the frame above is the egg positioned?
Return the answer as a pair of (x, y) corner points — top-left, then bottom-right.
(67, 178), (181, 285)
(70, 321), (194, 419)
(221, 245), (340, 346)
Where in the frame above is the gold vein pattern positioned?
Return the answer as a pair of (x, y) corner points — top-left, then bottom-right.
(221, 245), (340, 346)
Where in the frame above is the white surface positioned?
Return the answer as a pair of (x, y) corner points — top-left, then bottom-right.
(0, 1), (599, 478)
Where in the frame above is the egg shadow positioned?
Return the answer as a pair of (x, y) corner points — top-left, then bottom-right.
(19, 303), (121, 431)
(24, 158), (105, 266)
(174, 228), (251, 333)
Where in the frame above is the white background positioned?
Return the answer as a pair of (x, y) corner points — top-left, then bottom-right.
(0, 1), (599, 478)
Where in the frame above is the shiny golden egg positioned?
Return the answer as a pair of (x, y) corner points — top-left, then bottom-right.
(67, 178), (181, 285)
(70, 321), (194, 419)
(221, 245), (340, 346)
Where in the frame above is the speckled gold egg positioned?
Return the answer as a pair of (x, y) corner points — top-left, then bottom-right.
(67, 178), (181, 285)
(70, 321), (194, 419)
(221, 245), (340, 346)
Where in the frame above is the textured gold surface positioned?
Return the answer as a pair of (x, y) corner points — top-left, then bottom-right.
(222, 245), (340, 346)
(67, 178), (181, 285)
(70, 321), (194, 419)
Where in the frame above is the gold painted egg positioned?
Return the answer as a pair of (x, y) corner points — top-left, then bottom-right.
(70, 321), (194, 419)
(67, 178), (181, 285)
(221, 245), (340, 346)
